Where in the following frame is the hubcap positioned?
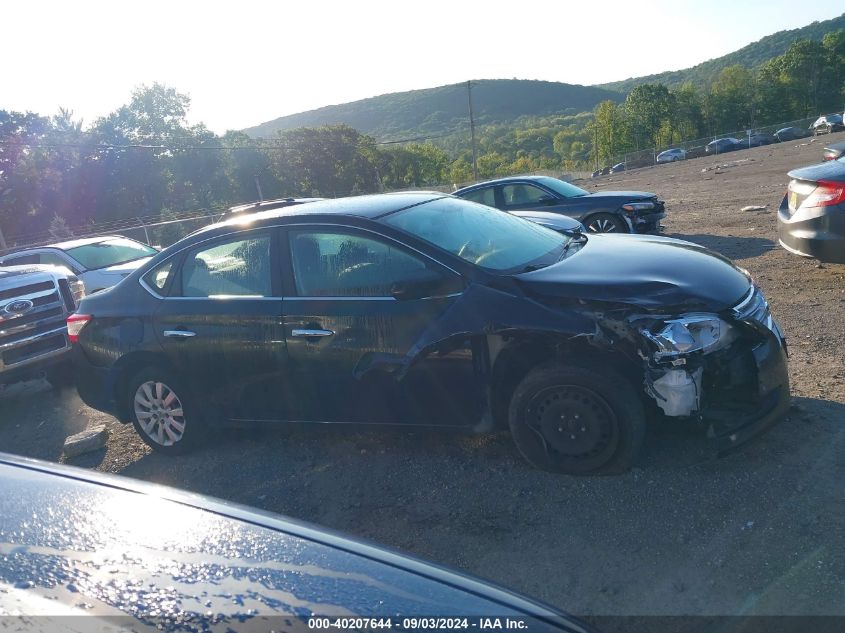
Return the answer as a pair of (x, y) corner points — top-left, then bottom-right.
(588, 218), (617, 233)
(527, 385), (617, 459)
(134, 381), (185, 446)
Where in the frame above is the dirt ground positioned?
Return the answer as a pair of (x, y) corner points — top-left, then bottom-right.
(2, 132), (845, 617)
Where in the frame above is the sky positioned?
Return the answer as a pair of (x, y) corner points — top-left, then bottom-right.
(1, 1), (841, 134)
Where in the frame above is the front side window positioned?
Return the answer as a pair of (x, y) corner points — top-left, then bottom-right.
(289, 230), (429, 297)
(64, 238), (157, 270)
(461, 187), (497, 208)
(501, 184), (550, 208)
(179, 234), (271, 297)
(383, 197), (568, 273)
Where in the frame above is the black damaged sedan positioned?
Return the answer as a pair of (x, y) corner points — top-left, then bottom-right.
(69, 193), (789, 474)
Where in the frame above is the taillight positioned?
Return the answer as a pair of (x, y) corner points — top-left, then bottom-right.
(67, 314), (92, 343)
(803, 180), (845, 208)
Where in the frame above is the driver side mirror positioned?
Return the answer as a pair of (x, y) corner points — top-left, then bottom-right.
(390, 268), (450, 301)
(538, 195), (557, 206)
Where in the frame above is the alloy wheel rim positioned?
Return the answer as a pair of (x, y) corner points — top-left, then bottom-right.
(588, 218), (616, 233)
(134, 380), (185, 446)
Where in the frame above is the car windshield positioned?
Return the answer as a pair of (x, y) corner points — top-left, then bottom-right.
(64, 238), (157, 270)
(532, 176), (588, 198)
(382, 197), (570, 272)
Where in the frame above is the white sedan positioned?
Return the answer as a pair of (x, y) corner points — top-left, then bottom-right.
(656, 148), (686, 163)
(0, 236), (157, 293)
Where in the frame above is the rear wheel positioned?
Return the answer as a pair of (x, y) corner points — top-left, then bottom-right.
(585, 213), (627, 233)
(508, 362), (646, 474)
(127, 367), (201, 454)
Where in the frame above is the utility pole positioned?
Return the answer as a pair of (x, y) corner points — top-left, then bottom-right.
(254, 174), (264, 203)
(467, 80), (478, 180)
(0, 224), (7, 251)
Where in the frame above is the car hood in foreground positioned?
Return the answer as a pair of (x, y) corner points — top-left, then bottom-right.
(788, 159), (845, 183)
(516, 234), (750, 311)
(0, 454), (584, 629)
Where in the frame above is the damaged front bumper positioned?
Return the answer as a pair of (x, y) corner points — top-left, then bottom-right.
(706, 329), (790, 453)
(641, 286), (790, 453)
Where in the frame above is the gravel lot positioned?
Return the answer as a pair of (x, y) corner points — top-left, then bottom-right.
(2, 132), (845, 617)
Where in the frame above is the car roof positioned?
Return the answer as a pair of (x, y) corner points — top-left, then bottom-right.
(227, 197), (324, 214)
(454, 175), (556, 193)
(202, 192), (449, 236)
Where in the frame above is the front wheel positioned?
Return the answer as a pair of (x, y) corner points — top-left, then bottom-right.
(585, 213), (628, 233)
(508, 362), (646, 474)
(127, 367), (200, 454)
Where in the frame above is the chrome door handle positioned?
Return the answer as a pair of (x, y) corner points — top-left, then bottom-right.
(163, 330), (197, 338)
(291, 328), (334, 338)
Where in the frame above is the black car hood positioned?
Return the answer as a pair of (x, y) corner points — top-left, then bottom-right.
(516, 234), (751, 311)
(581, 190), (656, 201)
(788, 159), (845, 182)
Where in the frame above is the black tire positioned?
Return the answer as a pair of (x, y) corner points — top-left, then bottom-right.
(585, 213), (628, 234)
(508, 362), (646, 475)
(126, 366), (202, 454)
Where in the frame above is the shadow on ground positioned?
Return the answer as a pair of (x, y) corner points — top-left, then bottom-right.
(669, 233), (775, 260)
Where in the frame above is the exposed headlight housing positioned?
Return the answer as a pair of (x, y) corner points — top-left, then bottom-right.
(622, 202), (655, 212)
(642, 313), (737, 360)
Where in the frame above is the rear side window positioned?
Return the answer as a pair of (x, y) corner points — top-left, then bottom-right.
(142, 261), (173, 293)
(178, 234), (271, 297)
(461, 187), (497, 208)
(2, 253), (39, 266)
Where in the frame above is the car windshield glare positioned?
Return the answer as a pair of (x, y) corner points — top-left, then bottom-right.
(382, 197), (568, 272)
(533, 176), (588, 198)
(65, 238), (157, 270)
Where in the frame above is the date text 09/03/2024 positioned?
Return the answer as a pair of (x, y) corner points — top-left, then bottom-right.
(307, 618), (531, 630)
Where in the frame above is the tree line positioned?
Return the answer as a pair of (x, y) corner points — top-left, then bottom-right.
(1, 30), (842, 245)
(0, 84), (455, 244)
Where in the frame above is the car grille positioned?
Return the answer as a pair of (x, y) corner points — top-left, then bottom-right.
(0, 278), (70, 371)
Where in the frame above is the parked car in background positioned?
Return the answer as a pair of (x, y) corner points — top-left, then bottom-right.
(745, 133), (777, 147)
(591, 169), (603, 178)
(0, 264), (84, 387)
(70, 193), (788, 475)
(227, 197), (323, 215)
(774, 126), (810, 142)
(706, 138), (741, 155)
(0, 453), (582, 626)
(610, 162), (626, 173)
(822, 140), (845, 161)
(454, 176), (665, 234)
(811, 114), (844, 135)
(778, 155), (845, 263)
(0, 236), (157, 294)
(656, 148), (686, 163)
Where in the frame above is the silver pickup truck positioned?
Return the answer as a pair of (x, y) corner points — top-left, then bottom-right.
(0, 265), (85, 387)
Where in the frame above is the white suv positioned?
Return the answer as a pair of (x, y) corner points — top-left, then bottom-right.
(0, 236), (157, 293)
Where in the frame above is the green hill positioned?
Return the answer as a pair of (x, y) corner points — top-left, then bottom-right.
(600, 13), (845, 93)
(242, 79), (621, 141)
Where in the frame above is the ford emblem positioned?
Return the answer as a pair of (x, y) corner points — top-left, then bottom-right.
(3, 299), (35, 316)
